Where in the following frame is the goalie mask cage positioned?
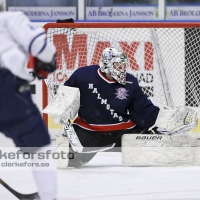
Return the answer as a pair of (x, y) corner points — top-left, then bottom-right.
(43, 22), (200, 132)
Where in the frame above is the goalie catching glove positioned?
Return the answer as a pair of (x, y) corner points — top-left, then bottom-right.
(149, 106), (198, 135)
(43, 85), (80, 124)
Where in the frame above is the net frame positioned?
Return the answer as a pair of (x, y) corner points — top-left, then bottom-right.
(43, 22), (200, 128)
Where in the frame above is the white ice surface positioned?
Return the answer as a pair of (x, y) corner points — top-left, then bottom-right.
(1, 134), (200, 200)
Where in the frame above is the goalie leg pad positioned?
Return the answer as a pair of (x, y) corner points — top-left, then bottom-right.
(122, 133), (200, 166)
(52, 135), (69, 168)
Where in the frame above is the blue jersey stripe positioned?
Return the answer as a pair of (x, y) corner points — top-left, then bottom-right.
(28, 32), (46, 54)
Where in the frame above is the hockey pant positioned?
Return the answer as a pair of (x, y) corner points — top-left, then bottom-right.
(0, 69), (51, 153)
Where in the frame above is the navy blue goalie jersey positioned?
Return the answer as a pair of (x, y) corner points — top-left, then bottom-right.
(64, 65), (159, 132)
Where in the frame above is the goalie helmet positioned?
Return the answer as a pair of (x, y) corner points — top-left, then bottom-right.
(99, 47), (129, 85)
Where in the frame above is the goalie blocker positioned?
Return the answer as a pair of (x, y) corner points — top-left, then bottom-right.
(43, 85), (80, 124)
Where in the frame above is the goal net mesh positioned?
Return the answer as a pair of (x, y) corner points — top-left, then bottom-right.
(43, 23), (200, 134)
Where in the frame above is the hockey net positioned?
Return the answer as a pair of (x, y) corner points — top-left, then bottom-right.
(43, 22), (200, 135)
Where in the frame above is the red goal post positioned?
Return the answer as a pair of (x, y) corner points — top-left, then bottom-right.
(42, 22), (200, 131)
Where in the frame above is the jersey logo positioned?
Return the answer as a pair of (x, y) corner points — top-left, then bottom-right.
(115, 88), (129, 100)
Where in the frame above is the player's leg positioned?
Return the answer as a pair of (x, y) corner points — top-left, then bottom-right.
(2, 114), (57, 200)
(67, 124), (130, 167)
(0, 69), (57, 200)
(67, 125), (138, 162)
(62, 124), (149, 167)
(54, 124), (117, 168)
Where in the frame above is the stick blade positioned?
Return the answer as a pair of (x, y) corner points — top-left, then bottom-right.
(20, 193), (40, 200)
(0, 179), (40, 200)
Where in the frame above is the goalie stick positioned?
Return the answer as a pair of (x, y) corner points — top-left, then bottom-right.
(0, 179), (39, 200)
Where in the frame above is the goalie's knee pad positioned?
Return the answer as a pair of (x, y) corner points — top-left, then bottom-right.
(1, 107), (51, 152)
